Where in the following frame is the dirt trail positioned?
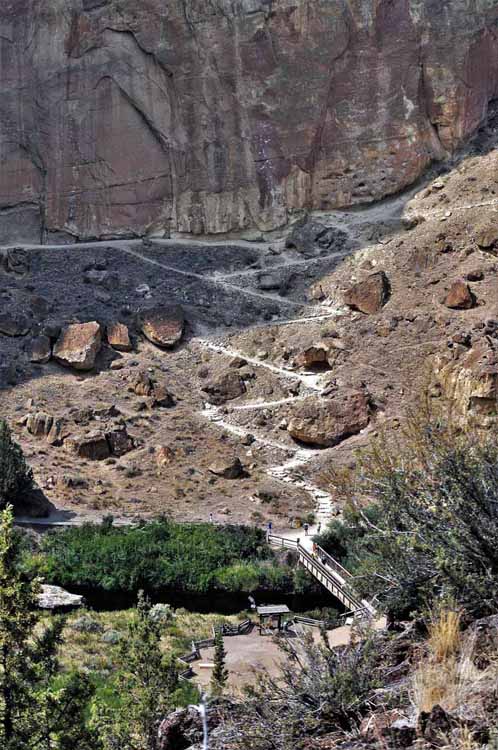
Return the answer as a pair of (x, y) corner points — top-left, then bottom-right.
(197, 340), (327, 391)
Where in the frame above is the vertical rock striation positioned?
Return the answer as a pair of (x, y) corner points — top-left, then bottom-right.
(1, 0), (498, 242)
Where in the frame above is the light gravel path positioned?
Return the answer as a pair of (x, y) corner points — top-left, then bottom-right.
(197, 340), (327, 391)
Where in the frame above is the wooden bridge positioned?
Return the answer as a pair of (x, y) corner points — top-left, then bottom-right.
(267, 534), (375, 620)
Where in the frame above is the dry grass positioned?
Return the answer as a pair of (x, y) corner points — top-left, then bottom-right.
(412, 609), (487, 717)
(49, 607), (248, 678)
(428, 608), (462, 663)
(445, 726), (480, 750)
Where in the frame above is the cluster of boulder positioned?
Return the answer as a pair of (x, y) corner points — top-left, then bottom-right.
(0, 303), (186, 377)
(342, 268), (479, 316)
(21, 403), (134, 461)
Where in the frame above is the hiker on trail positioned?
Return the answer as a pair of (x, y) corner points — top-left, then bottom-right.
(317, 522), (322, 534)
(268, 521), (272, 534)
(304, 522), (309, 536)
(209, 513), (213, 523)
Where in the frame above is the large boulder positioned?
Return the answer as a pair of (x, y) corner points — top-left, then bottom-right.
(344, 272), (390, 315)
(106, 321), (132, 352)
(53, 322), (102, 370)
(286, 218), (349, 256)
(202, 371), (247, 405)
(138, 305), (185, 348)
(287, 390), (370, 447)
(38, 585), (84, 611)
(476, 223), (498, 252)
(65, 430), (111, 460)
(444, 279), (476, 310)
(105, 422), (134, 456)
(26, 412), (53, 438)
(65, 421), (134, 460)
(294, 344), (332, 370)
(24, 412), (66, 445)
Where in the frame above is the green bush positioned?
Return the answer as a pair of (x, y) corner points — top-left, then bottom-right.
(314, 504), (380, 571)
(0, 420), (33, 510)
(39, 519), (305, 597)
(212, 627), (384, 748)
(324, 409), (498, 619)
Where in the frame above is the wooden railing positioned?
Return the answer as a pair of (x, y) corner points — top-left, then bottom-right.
(267, 534), (299, 549)
(267, 533), (375, 619)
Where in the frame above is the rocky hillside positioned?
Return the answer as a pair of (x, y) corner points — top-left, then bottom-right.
(1, 0), (498, 243)
(2, 115), (498, 527)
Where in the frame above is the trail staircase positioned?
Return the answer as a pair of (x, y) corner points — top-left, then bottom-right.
(267, 534), (375, 620)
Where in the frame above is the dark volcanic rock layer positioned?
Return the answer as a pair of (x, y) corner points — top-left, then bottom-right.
(1, 0), (498, 242)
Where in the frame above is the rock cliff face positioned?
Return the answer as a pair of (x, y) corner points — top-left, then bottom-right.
(2, 0), (498, 243)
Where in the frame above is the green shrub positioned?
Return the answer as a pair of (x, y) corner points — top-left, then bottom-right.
(315, 504), (380, 572)
(215, 563), (262, 592)
(212, 627), (383, 748)
(326, 408), (498, 619)
(0, 420), (33, 510)
(40, 519), (304, 597)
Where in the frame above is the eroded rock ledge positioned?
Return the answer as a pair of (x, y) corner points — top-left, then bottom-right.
(1, 0), (498, 242)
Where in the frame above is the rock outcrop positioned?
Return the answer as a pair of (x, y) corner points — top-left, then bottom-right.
(202, 371), (247, 405)
(433, 338), (498, 428)
(344, 272), (391, 315)
(1, 2), (498, 242)
(138, 305), (185, 349)
(53, 322), (102, 371)
(288, 390), (370, 447)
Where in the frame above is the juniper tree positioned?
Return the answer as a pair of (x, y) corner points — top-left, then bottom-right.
(0, 505), (95, 749)
(95, 592), (180, 750)
(210, 629), (228, 696)
(0, 420), (33, 510)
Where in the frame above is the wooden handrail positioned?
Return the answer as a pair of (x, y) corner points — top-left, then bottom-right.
(297, 544), (365, 612)
(314, 544), (352, 580)
(267, 533), (299, 549)
(267, 532), (375, 618)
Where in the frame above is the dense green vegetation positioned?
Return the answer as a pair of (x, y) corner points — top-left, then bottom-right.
(316, 409), (498, 619)
(0, 506), (95, 749)
(94, 593), (196, 750)
(0, 420), (33, 511)
(38, 518), (309, 597)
